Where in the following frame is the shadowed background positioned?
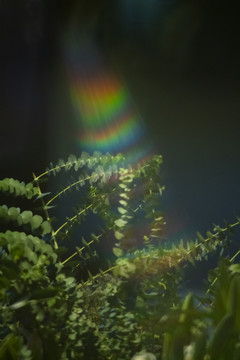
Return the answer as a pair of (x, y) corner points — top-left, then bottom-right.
(1, 0), (240, 286)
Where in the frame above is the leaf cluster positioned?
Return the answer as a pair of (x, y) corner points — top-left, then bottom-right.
(160, 258), (240, 360)
(0, 152), (239, 359)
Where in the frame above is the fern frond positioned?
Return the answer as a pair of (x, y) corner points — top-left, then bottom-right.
(106, 220), (240, 283)
(0, 230), (57, 263)
(0, 205), (52, 236)
(0, 178), (38, 199)
(53, 196), (107, 238)
(61, 230), (111, 266)
(34, 152), (125, 180)
(46, 176), (91, 206)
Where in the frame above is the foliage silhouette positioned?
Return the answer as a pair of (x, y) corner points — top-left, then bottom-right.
(0, 152), (239, 359)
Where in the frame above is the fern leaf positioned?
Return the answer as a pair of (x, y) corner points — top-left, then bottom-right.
(0, 178), (38, 199)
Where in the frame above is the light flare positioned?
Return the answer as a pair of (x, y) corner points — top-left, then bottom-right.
(63, 34), (153, 166)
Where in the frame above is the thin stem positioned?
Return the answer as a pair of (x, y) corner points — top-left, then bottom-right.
(83, 265), (119, 286)
(77, 221), (240, 290)
(178, 220), (240, 265)
(61, 233), (103, 265)
(197, 220), (240, 296)
(46, 176), (91, 206)
(53, 203), (94, 237)
(230, 249), (240, 262)
(33, 161), (79, 180)
(53, 192), (109, 237)
(33, 172), (58, 249)
(34, 155), (152, 182)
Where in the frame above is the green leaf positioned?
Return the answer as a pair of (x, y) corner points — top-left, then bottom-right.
(119, 183), (127, 189)
(8, 207), (20, 220)
(117, 207), (127, 215)
(69, 333), (76, 340)
(25, 182), (33, 190)
(31, 214), (43, 230)
(43, 205), (56, 210)
(114, 219), (127, 228)
(0, 334), (23, 359)
(179, 293), (194, 324)
(35, 192), (51, 200)
(120, 192), (129, 199)
(114, 258), (136, 278)
(193, 331), (207, 360)
(0, 205), (9, 221)
(36, 311), (45, 322)
(90, 172), (99, 183)
(41, 221), (51, 235)
(9, 245), (25, 260)
(208, 313), (234, 359)
(65, 277), (76, 287)
(78, 175), (85, 187)
(114, 231), (124, 240)
(68, 154), (77, 163)
(24, 247), (38, 264)
(9, 295), (31, 310)
(113, 247), (123, 257)
(18, 210), (33, 225)
(227, 275), (240, 333)
(196, 231), (205, 243)
(0, 179), (9, 192)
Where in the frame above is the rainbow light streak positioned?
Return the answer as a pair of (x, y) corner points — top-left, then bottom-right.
(63, 34), (154, 166)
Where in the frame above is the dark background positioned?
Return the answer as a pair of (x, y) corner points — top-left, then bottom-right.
(1, 0), (240, 286)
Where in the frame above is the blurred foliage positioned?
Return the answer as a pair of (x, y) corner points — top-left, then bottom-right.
(161, 258), (240, 360)
(0, 152), (240, 359)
